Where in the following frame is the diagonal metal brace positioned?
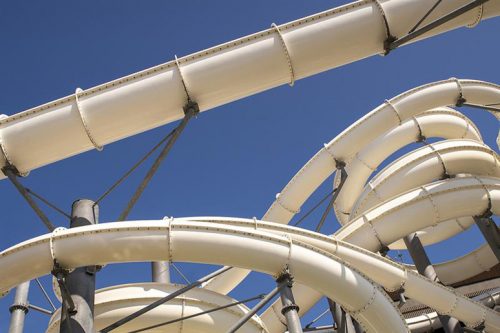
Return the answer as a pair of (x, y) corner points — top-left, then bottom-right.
(385, 0), (489, 54)
(315, 165), (348, 233)
(2, 165), (55, 231)
(51, 261), (77, 316)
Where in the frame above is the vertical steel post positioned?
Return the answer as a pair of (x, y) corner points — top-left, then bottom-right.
(151, 261), (170, 283)
(276, 272), (303, 333)
(474, 217), (500, 261)
(8, 281), (30, 333)
(404, 233), (463, 333)
(327, 299), (360, 333)
(60, 199), (98, 333)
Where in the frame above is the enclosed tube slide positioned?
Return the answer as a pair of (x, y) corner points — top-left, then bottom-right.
(1, 1), (499, 178)
(205, 78), (500, 294)
(0, 221), (409, 333)
(46, 283), (267, 333)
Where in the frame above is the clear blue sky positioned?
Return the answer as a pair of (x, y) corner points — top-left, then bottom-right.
(0, 1), (499, 331)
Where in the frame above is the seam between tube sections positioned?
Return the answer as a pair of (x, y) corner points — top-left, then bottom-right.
(355, 152), (377, 171)
(361, 214), (386, 250)
(164, 216), (173, 263)
(467, 4), (483, 28)
(74, 88), (103, 151)
(174, 55), (192, 102)
(275, 192), (300, 214)
(0, 135), (13, 167)
(271, 23), (295, 87)
(384, 99), (402, 125)
(49, 227), (67, 265)
(426, 143), (448, 178)
(351, 286), (377, 315)
(178, 298), (185, 333)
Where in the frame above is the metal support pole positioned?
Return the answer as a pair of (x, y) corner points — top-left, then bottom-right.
(151, 261), (170, 283)
(8, 281), (30, 333)
(60, 199), (98, 333)
(327, 299), (360, 333)
(404, 233), (463, 333)
(474, 217), (500, 261)
(277, 271), (303, 333)
(227, 286), (283, 333)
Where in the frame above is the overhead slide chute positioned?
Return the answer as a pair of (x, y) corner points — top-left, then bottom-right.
(1, 1), (499, 178)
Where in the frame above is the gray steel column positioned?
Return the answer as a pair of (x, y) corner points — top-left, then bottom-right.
(60, 199), (98, 333)
(474, 217), (500, 261)
(151, 261), (170, 283)
(277, 272), (303, 333)
(327, 299), (360, 333)
(8, 281), (30, 333)
(404, 233), (463, 333)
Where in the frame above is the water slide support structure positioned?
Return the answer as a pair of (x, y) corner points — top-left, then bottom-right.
(474, 216), (500, 261)
(403, 233), (463, 333)
(60, 199), (99, 333)
(151, 262), (170, 284)
(8, 281), (30, 333)
(276, 271), (303, 333)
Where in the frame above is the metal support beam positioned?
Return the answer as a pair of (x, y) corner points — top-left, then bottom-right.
(386, 0), (489, 53)
(101, 265), (231, 333)
(119, 101), (199, 221)
(474, 217), (500, 262)
(315, 166), (347, 233)
(227, 285), (284, 333)
(2, 166), (55, 231)
(60, 199), (99, 333)
(327, 299), (360, 333)
(277, 271), (303, 333)
(404, 233), (463, 333)
(8, 281), (30, 333)
(130, 294), (264, 333)
(151, 261), (170, 284)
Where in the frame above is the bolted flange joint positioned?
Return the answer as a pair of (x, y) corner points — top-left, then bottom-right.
(9, 303), (29, 314)
(281, 303), (300, 315)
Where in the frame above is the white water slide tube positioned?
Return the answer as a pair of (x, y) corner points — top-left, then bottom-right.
(0, 0), (499, 177)
(259, 176), (500, 332)
(0, 221), (410, 333)
(204, 78), (500, 294)
(1, 218), (499, 332)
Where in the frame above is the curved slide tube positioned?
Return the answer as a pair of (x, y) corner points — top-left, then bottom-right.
(334, 108), (482, 225)
(1, 1), (499, 177)
(46, 283), (267, 333)
(205, 79), (500, 294)
(259, 176), (500, 332)
(0, 221), (409, 333)
(181, 217), (499, 333)
(350, 139), (500, 248)
(0, 218), (500, 332)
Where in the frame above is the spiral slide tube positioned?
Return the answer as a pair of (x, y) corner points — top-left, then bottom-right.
(45, 283), (267, 333)
(180, 217), (500, 332)
(0, 221), (410, 333)
(204, 78), (500, 294)
(259, 175), (500, 332)
(1, 1), (499, 178)
(333, 108), (482, 225)
(350, 139), (500, 248)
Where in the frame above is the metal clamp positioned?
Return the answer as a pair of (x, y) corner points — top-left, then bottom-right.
(450, 77), (467, 107)
(51, 260), (77, 315)
(271, 23), (295, 87)
(75, 88), (103, 151)
(372, 0), (396, 55)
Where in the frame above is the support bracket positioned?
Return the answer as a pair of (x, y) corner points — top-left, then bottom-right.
(51, 260), (77, 316)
